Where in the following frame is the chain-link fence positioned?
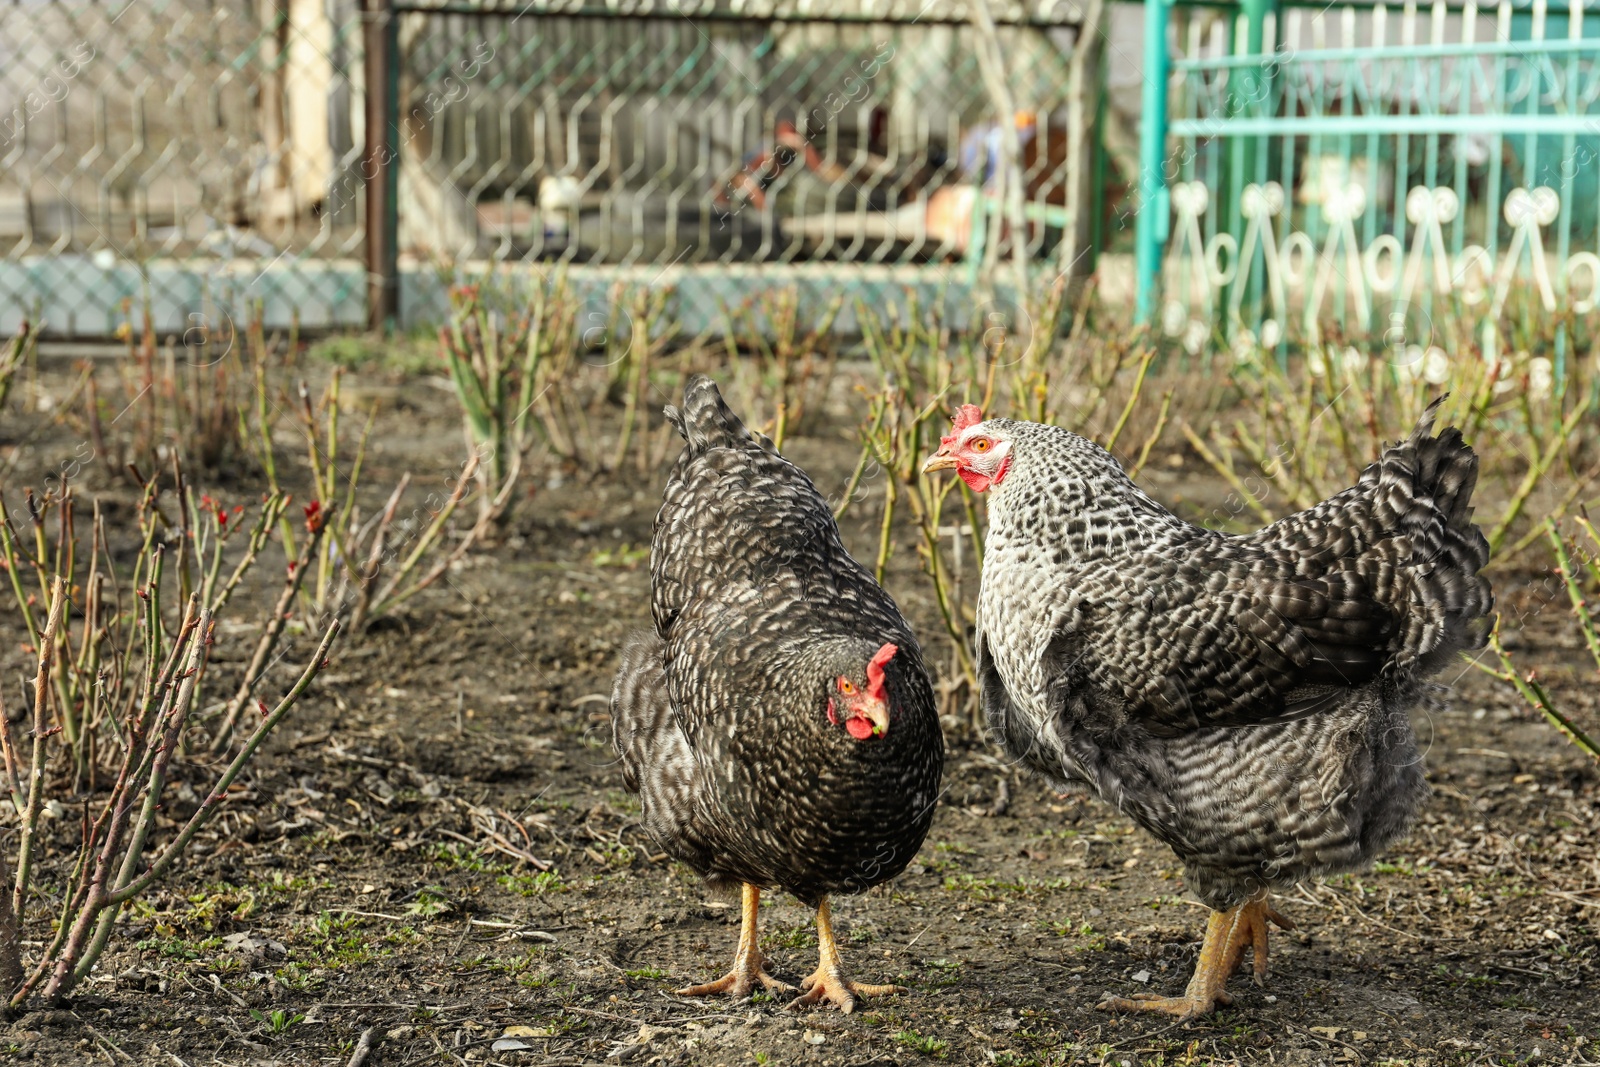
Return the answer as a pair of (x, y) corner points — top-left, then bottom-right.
(1, 0), (369, 337)
(2, 0), (1101, 338)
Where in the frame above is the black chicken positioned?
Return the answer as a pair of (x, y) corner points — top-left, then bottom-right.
(612, 376), (944, 1012)
(923, 397), (1493, 1018)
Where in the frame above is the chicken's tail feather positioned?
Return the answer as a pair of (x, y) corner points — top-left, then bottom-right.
(1402, 397), (1474, 527)
(667, 374), (759, 453)
(1375, 394), (1495, 667)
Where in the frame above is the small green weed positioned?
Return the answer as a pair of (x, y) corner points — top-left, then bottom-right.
(591, 544), (648, 568)
(893, 1029), (949, 1058)
(272, 962), (321, 991)
(403, 889), (452, 917)
(943, 873), (1071, 902)
(498, 870), (565, 896)
(763, 923), (816, 951)
(588, 841), (636, 867)
(250, 1008), (306, 1034)
(137, 935), (222, 961)
(430, 842), (491, 872)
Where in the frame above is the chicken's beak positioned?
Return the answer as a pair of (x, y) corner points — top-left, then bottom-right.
(847, 699), (891, 740)
(862, 700), (890, 738)
(921, 450), (958, 474)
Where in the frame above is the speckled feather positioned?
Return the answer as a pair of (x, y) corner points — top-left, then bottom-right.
(973, 398), (1493, 909)
(611, 376), (944, 907)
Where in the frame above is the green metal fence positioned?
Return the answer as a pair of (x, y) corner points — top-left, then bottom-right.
(1136, 0), (1600, 365)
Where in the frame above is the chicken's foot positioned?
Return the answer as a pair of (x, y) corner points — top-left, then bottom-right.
(1097, 894), (1293, 1021)
(787, 896), (904, 1014)
(676, 882), (793, 999)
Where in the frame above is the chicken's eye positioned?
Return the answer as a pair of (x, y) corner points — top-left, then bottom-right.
(837, 678), (856, 695)
(970, 438), (991, 452)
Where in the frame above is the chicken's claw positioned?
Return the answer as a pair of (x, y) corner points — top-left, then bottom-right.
(785, 895), (904, 1013)
(676, 883), (794, 1001)
(676, 955), (794, 1000)
(1098, 895), (1288, 1021)
(1096, 988), (1232, 1021)
(785, 964), (904, 1014)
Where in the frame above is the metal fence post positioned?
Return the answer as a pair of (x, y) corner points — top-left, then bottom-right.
(1134, 0), (1171, 325)
(1227, 0), (1273, 327)
(364, 0), (399, 333)
(1062, 0), (1107, 290)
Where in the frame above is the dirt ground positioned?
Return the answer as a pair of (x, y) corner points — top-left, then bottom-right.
(1, 361), (1597, 1067)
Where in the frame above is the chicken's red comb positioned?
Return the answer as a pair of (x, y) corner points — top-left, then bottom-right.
(866, 643), (898, 702)
(940, 404), (985, 449)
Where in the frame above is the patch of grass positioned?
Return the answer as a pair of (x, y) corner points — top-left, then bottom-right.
(1074, 922), (1107, 952)
(403, 889), (453, 917)
(302, 910), (387, 970)
(184, 882), (260, 927)
(430, 842), (492, 872)
(312, 910), (360, 939)
(587, 841), (636, 867)
(1432, 964), (1499, 988)
(272, 962), (322, 991)
(1219, 1017), (1262, 1047)
(498, 870), (566, 896)
(1037, 827), (1080, 840)
(518, 972), (574, 992)
(591, 543), (648, 568)
(920, 957), (960, 989)
(942, 873), (1072, 902)
(309, 332), (435, 374)
(258, 872), (331, 895)
(605, 789), (643, 813)
(137, 934), (223, 961)
(512, 1014), (588, 1037)
(385, 926), (426, 947)
(625, 966), (667, 981)
(458, 949), (570, 991)
(763, 923), (816, 951)
(924, 841), (974, 875)
(250, 1008), (306, 1035)
(1372, 859), (1430, 877)
(462, 949), (539, 976)
(893, 1028), (949, 1058)
(309, 335), (383, 367)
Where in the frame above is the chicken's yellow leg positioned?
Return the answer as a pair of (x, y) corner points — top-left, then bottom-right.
(676, 882), (793, 998)
(786, 896), (905, 1014)
(1097, 895), (1293, 1021)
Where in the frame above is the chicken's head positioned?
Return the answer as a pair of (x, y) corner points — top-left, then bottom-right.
(920, 404), (1012, 492)
(826, 642), (898, 740)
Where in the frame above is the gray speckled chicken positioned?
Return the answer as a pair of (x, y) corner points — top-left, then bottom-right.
(612, 376), (944, 1012)
(922, 398), (1492, 1019)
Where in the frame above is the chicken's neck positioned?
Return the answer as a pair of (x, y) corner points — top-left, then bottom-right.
(985, 430), (1184, 562)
